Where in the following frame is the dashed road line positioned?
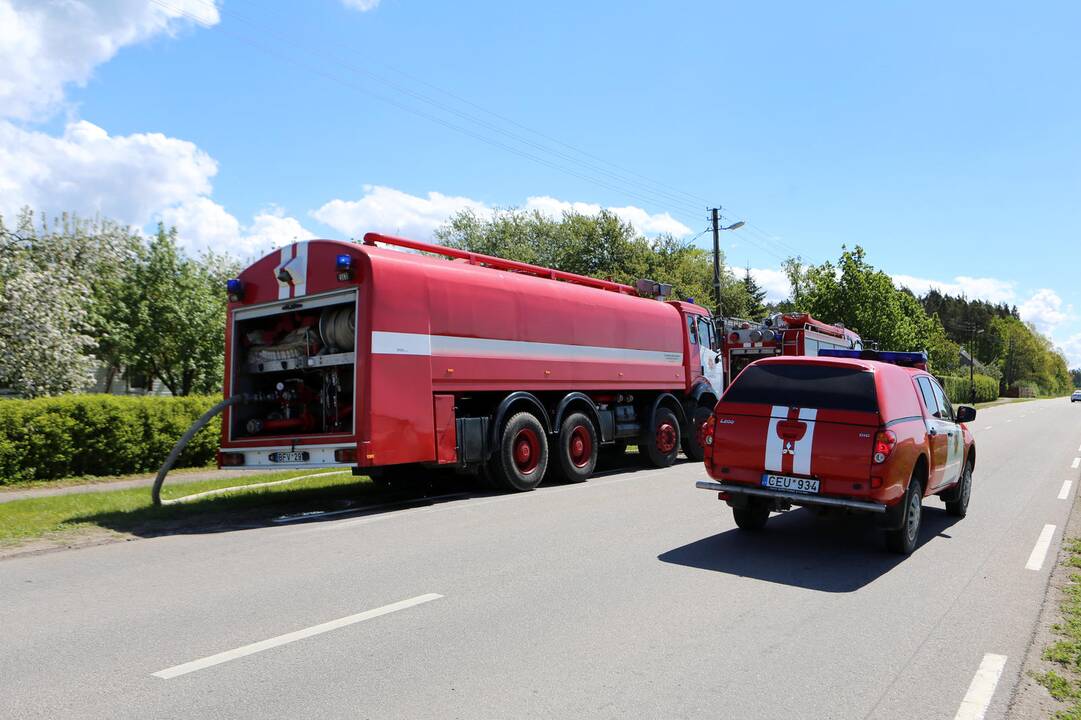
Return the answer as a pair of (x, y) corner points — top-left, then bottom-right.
(954, 653), (1007, 720)
(152, 593), (443, 679)
(983, 426), (992, 430)
(1072, 457), (1080, 470)
(1025, 524), (1057, 571)
(1059, 481), (1073, 500)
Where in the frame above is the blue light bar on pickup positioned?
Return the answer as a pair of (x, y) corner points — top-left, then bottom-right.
(819, 349), (928, 369)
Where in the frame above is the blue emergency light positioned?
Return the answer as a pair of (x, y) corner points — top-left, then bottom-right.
(819, 349), (928, 368)
(226, 278), (243, 302)
(336, 254), (353, 281)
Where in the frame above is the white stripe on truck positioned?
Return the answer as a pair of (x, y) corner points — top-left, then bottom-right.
(370, 331), (683, 365)
(792, 408), (818, 476)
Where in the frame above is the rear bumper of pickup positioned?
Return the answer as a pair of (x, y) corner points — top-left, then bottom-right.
(695, 481), (888, 514)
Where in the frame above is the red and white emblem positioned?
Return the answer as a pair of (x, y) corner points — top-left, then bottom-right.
(764, 405), (818, 475)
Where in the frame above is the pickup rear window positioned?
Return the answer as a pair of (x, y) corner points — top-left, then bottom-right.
(722, 363), (878, 412)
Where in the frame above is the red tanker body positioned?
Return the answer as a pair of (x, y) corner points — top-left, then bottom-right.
(218, 233), (726, 490)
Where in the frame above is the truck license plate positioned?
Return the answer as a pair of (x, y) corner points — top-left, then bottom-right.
(761, 473), (820, 494)
(269, 451), (310, 463)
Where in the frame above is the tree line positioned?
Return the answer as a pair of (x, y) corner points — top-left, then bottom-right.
(0, 209), (236, 397)
(0, 206), (1075, 397)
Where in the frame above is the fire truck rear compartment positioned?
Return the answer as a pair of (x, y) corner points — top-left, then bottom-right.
(230, 296), (356, 440)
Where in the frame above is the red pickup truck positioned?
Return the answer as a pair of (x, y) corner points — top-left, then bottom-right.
(696, 351), (976, 554)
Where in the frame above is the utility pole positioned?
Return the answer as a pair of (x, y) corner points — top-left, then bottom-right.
(710, 208), (722, 319)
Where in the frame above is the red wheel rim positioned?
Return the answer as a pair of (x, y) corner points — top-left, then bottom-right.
(567, 424), (593, 468)
(656, 422), (677, 454)
(513, 427), (541, 474)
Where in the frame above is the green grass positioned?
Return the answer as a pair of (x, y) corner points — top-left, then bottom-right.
(0, 469), (382, 547)
(1034, 538), (1081, 718)
(0, 464), (218, 492)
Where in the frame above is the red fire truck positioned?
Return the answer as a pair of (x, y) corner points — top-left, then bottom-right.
(216, 233), (728, 491)
(720, 313), (862, 387)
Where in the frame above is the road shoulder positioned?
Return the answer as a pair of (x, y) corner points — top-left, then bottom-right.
(1007, 478), (1081, 718)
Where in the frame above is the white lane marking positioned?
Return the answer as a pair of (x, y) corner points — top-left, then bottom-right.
(1025, 524), (1057, 571)
(983, 426), (992, 430)
(152, 593), (443, 679)
(954, 653), (1007, 720)
(1072, 457), (1080, 470)
(1059, 481), (1073, 500)
(1006, 419), (1013, 423)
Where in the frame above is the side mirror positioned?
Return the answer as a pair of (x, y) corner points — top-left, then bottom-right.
(956, 406), (976, 423)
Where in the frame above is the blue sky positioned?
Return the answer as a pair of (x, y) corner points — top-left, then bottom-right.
(1, 0), (1079, 365)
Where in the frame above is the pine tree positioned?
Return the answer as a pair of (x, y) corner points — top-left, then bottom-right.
(741, 266), (768, 320)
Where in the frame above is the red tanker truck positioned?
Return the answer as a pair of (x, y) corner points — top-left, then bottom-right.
(216, 233), (727, 491)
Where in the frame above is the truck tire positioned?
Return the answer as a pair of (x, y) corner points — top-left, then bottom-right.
(556, 412), (598, 483)
(885, 477), (923, 555)
(733, 502), (770, 531)
(641, 406), (681, 468)
(945, 461), (973, 517)
(490, 411), (549, 492)
(681, 405), (713, 462)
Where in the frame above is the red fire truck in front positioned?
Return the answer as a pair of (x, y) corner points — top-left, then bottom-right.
(217, 234), (731, 491)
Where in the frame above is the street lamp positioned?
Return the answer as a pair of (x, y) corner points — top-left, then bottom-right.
(710, 209), (744, 318)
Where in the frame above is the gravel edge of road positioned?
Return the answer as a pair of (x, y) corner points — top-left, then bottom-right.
(1006, 480), (1081, 718)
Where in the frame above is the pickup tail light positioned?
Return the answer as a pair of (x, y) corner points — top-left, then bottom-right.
(701, 414), (717, 447)
(873, 430), (896, 464)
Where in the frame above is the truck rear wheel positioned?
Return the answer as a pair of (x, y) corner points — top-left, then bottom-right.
(556, 412), (598, 483)
(681, 405), (713, 462)
(885, 477), (923, 555)
(490, 411), (549, 492)
(641, 406), (681, 468)
(733, 502), (770, 531)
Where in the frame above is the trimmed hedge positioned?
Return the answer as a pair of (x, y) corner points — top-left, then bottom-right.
(939, 374), (999, 404)
(0, 395), (220, 484)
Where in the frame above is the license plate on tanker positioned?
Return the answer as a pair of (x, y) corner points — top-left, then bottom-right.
(269, 451), (310, 463)
(761, 473), (820, 494)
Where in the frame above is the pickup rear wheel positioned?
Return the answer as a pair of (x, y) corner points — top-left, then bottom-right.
(945, 462), (973, 517)
(641, 406), (681, 468)
(556, 412), (598, 483)
(885, 477), (924, 555)
(733, 502), (770, 531)
(490, 411), (549, 492)
(681, 406), (713, 462)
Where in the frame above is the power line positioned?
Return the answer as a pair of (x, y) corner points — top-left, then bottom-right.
(151, 0), (805, 265)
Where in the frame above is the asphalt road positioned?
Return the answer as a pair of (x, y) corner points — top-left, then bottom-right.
(2, 398), (1080, 719)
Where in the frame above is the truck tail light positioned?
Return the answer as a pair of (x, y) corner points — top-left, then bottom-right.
(334, 448), (357, 463)
(873, 430), (896, 464)
(218, 451), (245, 467)
(701, 414), (716, 447)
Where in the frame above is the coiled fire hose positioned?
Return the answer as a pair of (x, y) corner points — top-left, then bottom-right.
(151, 395), (249, 507)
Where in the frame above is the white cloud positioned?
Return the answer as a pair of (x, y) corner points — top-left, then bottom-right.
(1018, 288), (1070, 335)
(890, 274), (1017, 304)
(312, 185), (490, 240)
(748, 267), (791, 303)
(160, 199), (314, 258)
(0, 0), (220, 121)
(524, 196), (692, 236)
(341, 0), (381, 10)
(0, 119), (216, 224)
(1059, 333), (1081, 370)
(311, 185), (692, 241)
